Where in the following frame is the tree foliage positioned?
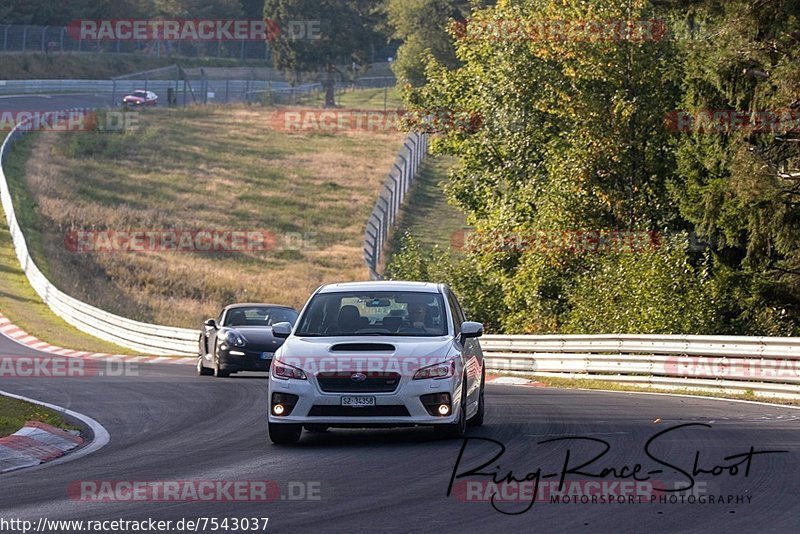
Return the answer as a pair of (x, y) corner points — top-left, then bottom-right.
(385, 0), (479, 86)
(263, 0), (387, 105)
(390, 0), (800, 335)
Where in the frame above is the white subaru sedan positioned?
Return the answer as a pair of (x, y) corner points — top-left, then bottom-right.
(267, 281), (485, 444)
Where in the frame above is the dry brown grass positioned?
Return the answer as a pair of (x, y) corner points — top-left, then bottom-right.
(15, 103), (405, 327)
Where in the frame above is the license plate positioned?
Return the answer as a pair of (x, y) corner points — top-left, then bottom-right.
(260, 352), (273, 360)
(341, 396), (376, 407)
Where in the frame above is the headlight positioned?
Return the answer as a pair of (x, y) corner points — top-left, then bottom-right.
(413, 360), (455, 380)
(224, 331), (246, 347)
(272, 359), (307, 380)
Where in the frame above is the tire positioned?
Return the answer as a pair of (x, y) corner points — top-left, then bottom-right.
(269, 421), (302, 444)
(197, 356), (212, 376)
(435, 375), (468, 439)
(304, 424), (329, 433)
(213, 355), (230, 378)
(468, 369), (485, 427)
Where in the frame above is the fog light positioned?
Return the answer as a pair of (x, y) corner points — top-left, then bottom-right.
(438, 404), (450, 416)
(273, 404), (285, 415)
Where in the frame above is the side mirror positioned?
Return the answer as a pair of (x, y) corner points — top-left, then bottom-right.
(204, 318), (217, 329)
(272, 322), (292, 338)
(460, 321), (483, 342)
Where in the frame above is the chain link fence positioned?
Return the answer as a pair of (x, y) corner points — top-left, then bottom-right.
(364, 132), (429, 280)
(0, 24), (271, 60)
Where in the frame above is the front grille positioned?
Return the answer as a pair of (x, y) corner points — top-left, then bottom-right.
(308, 405), (410, 417)
(316, 372), (401, 393)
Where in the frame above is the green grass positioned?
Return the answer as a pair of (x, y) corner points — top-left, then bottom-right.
(510, 374), (800, 406)
(333, 87), (404, 110)
(387, 154), (467, 256)
(4, 92), (406, 328)
(0, 202), (138, 354)
(0, 396), (78, 438)
(0, 133), (137, 354)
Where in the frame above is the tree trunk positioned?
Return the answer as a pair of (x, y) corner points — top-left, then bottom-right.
(323, 63), (337, 108)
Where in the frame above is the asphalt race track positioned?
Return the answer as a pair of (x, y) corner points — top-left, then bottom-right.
(0, 94), (112, 114)
(1, 330), (798, 534)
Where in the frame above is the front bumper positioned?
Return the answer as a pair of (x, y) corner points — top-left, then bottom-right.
(219, 349), (274, 372)
(268, 374), (461, 426)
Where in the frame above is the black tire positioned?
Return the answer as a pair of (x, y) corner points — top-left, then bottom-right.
(435, 375), (468, 439)
(269, 421), (302, 444)
(304, 424), (329, 433)
(468, 369), (485, 427)
(213, 355), (229, 378)
(197, 356), (212, 376)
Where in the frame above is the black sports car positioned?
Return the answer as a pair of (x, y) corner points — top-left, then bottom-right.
(197, 303), (298, 377)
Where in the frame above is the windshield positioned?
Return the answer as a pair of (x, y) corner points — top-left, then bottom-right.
(223, 306), (298, 327)
(131, 91), (148, 98)
(295, 291), (448, 337)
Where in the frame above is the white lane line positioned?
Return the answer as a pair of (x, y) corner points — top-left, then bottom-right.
(0, 389), (110, 473)
(0, 94), (53, 99)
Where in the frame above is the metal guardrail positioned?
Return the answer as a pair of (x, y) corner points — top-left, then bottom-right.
(363, 132), (428, 279)
(481, 334), (800, 398)
(0, 110), (198, 356)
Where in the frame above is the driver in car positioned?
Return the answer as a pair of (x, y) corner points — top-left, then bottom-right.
(407, 302), (439, 334)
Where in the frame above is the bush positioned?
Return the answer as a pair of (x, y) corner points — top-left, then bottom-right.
(564, 244), (719, 334)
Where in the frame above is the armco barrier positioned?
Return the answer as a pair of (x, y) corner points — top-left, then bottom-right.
(0, 109), (197, 355)
(481, 334), (800, 398)
(363, 131), (428, 279)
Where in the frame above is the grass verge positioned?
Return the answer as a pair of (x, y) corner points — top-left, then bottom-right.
(0, 395), (78, 437)
(509, 374), (800, 406)
(4, 92), (406, 328)
(386, 154), (466, 257)
(0, 134), (137, 354)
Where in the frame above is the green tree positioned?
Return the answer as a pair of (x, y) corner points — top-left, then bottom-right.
(385, 0), (479, 86)
(669, 0), (800, 333)
(263, 0), (387, 106)
(406, 0), (684, 332)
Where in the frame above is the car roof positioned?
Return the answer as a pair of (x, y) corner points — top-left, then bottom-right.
(316, 281), (442, 294)
(222, 303), (296, 312)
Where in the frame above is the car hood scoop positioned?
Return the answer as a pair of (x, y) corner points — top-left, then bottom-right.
(329, 343), (396, 352)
